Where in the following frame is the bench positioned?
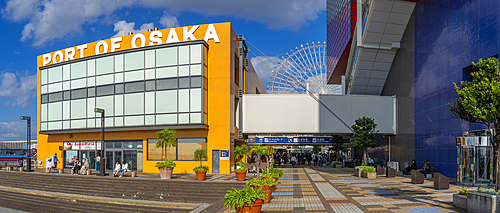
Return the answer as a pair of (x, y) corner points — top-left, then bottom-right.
(411, 170), (424, 184)
(376, 165), (384, 175)
(433, 172), (449, 190)
(425, 167), (434, 178)
(386, 166), (396, 178)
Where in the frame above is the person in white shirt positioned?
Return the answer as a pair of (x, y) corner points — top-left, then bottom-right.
(46, 159), (53, 173)
(119, 161), (129, 177)
(113, 161), (121, 177)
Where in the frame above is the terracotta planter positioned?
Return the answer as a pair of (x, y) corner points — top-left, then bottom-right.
(236, 199), (264, 213)
(235, 171), (247, 181)
(270, 186), (276, 192)
(196, 171), (207, 181)
(159, 167), (173, 179)
(253, 186), (272, 203)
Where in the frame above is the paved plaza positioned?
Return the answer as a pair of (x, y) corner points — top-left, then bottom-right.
(221, 166), (466, 213)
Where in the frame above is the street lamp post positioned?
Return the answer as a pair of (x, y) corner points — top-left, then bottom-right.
(20, 116), (31, 172)
(94, 108), (106, 176)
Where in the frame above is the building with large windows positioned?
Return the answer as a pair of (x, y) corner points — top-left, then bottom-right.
(37, 22), (264, 174)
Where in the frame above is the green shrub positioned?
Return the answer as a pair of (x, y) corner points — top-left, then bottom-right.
(458, 186), (468, 195)
(224, 187), (266, 210)
(355, 166), (366, 170)
(263, 168), (283, 178)
(155, 160), (176, 168)
(362, 167), (375, 175)
(476, 187), (499, 195)
(332, 161), (341, 166)
(246, 179), (277, 188)
(193, 166), (209, 172)
(235, 162), (248, 172)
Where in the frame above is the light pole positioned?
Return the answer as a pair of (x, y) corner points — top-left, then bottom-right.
(20, 116), (31, 172)
(94, 108), (106, 176)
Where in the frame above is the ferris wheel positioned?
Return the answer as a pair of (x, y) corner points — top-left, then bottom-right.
(267, 42), (341, 94)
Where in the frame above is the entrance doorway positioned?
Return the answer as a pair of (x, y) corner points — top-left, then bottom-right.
(106, 151), (122, 172)
(458, 136), (494, 186)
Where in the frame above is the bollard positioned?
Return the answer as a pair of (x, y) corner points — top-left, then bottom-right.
(87, 170), (92, 175)
(132, 171), (137, 177)
(7, 167), (11, 171)
(70, 169), (74, 175)
(18, 167), (23, 172)
(59, 169), (64, 174)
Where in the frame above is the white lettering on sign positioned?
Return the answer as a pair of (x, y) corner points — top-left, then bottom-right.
(131, 33), (146, 48)
(95, 40), (108, 55)
(41, 25), (220, 66)
(110, 37), (122, 52)
(183, 25), (199, 41)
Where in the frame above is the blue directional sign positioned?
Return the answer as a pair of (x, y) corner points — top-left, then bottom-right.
(220, 150), (229, 160)
(255, 136), (332, 145)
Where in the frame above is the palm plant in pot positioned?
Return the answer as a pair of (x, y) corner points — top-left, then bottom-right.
(155, 160), (176, 179)
(250, 145), (272, 180)
(234, 145), (249, 181)
(193, 148), (208, 180)
(224, 186), (266, 213)
(246, 179), (277, 203)
(155, 128), (177, 179)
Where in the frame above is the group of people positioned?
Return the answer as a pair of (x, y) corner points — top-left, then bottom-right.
(113, 161), (129, 177)
(45, 153), (61, 173)
(274, 152), (340, 168)
(71, 157), (91, 175)
(403, 159), (431, 175)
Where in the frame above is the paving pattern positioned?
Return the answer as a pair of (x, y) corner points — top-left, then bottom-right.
(222, 165), (467, 213)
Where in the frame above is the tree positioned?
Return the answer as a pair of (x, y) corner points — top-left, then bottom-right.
(233, 145), (249, 166)
(155, 128), (177, 160)
(330, 135), (344, 152)
(250, 145), (271, 180)
(449, 57), (500, 190)
(194, 148), (207, 168)
(351, 116), (378, 163)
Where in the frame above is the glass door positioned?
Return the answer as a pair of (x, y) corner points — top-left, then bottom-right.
(476, 147), (492, 183)
(105, 151), (122, 172)
(89, 151), (96, 170)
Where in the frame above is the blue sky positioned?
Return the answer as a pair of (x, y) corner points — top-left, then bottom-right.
(0, 0), (326, 141)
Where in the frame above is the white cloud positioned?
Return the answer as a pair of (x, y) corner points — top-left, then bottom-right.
(2, 0), (324, 46)
(113, 20), (154, 37)
(0, 72), (37, 108)
(0, 121), (38, 141)
(159, 13), (178, 28)
(250, 56), (280, 92)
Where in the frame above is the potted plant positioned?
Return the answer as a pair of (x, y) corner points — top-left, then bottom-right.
(466, 187), (500, 212)
(332, 161), (342, 168)
(453, 186), (468, 209)
(262, 167), (282, 183)
(235, 162), (248, 181)
(250, 145), (272, 180)
(193, 148), (208, 180)
(247, 179), (277, 203)
(355, 164), (366, 177)
(224, 186), (266, 213)
(155, 160), (176, 179)
(362, 167), (376, 179)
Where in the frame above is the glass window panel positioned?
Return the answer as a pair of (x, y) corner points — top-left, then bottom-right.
(125, 70), (144, 82)
(41, 69), (48, 85)
(71, 88), (86, 99)
(48, 92), (62, 102)
(190, 113), (201, 123)
(145, 92), (155, 114)
(156, 47), (177, 67)
(177, 138), (207, 160)
(87, 119), (95, 128)
(41, 104), (47, 122)
(63, 101), (70, 120)
(178, 46), (189, 65)
(156, 67), (177, 78)
(71, 119), (86, 128)
(63, 81), (70, 90)
(105, 117), (113, 127)
(88, 60), (95, 76)
(178, 113), (189, 124)
(145, 115), (154, 125)
(96, 56), (114, 75)
(88, 87), (96, 97)
(125, 51), (144, 71)
(115, 72), (124, 83)
(96, 85), (114, 96)
(41, 94), (48, 104)
(63, 91), (70, 100)
(106, 142), (113, 148)
(48, 121), (62, 130)
(96, 96), (114, 116)
(48, 82), (62, 93)
(71, 79), (86, 89)
(87, 98), (95, 118)
(63, 65), (70, 81)
(147, 139), (176, 160)
(124, 93), (144, 115)
(190, 88), (201, 112)
(71, 99), (86, 119)
(190, 64), (202, 76)
(41, 123), (47, 131)
(115, 54), (123, 72)
(88, 77), (95, 86)
(190, 76), (201, 88)
(48, 66), (62, 83)
(115, 84), (124, 94)
(145, 80), (155, 91)
(145, 50), (155, 68)
(178, 77), (189, 89)
(115, 94), (123, 116)
(145, 69), (155, 79)
(124, 115), (144, 126)
(203, 46), (207, 66)
(125, 81), (144, 93)
(63, 121), (70, 129)
(114, 142), (122, 148)
(156, 78), (177, 90)
(115, 117), (123, 126)
(47, 102), (62, 121)
(156, 90), (177, 113)
(190, 44), (202, 64)
(71, 61), (87, 79)
(41, 85), (47, 94)
(96, 74), (113, 85)
(178, 89), (189, 112)
(178, 65), (189, 76)
(156, 114), (177, 125)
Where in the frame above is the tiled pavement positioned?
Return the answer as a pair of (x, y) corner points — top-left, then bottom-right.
(220, 165), (466, 213)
